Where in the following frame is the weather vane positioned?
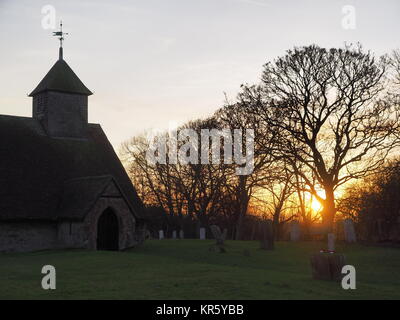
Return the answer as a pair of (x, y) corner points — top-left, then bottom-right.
(53, 20), (68, 60)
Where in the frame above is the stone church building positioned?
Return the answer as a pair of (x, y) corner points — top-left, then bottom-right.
(0, 46), (145, 252)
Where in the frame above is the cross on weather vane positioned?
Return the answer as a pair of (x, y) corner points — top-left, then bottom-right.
(53, 21), (68, 60)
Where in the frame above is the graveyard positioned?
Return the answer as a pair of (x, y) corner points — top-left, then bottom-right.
(1, 240), (399, 300)
(1, 2), (399, 306)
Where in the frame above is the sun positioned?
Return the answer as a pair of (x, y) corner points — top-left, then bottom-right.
(311, 198), (323, 212)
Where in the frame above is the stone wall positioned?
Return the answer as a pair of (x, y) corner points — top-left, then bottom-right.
(57, 221), (88, 249)
(57, 195), (144, 251)
(0, 191), (144, 252)
(33, 91), (88, 138)
(83, 197), (139, 250)
(0, 221), (57, 252)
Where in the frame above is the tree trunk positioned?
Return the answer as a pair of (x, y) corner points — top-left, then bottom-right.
(260, 220), (274, 250)
(235, 213), (244, 240)
(272, 212), (280, 240)
(235, 176), (249, 240)
(322, 185), (336, 233)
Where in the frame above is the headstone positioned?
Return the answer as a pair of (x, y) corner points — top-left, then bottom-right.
(310, 253), (346, 281)
(210, 225), (224, 246)
(343, 219), (357, 243)
(290, 221), (301, 241)
(260, 219), (274, 250)
(179, 230), (184, 239)
(327, 233), (335, 252)
(172, 230), (177, 239)
(199, 227), (206, 240)
(159, 230), (164, 240)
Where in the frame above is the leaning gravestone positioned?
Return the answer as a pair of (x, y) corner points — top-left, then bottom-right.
(260, 219), (274, 250)
(210, 225), (224, 246)
(179, 230), (184, 239)
(159, 230), (164, 240)
(343, 219), (357, 243)
(172, 230), (177, 239)
(290, 221), (301, 241)
(199, 227), (206, 240)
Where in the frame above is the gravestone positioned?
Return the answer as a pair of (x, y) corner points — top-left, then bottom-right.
(260, 219), (274, 250)
(199, 227), (206, 240)
(290, 221), (301, 241)
(310, 253), (346, 281)
(210, 225), (224, 246)
(172, 230), (177, 239)
(343, 219), (357, 243)
(179, 230), (184, 239)
(327, 233), (335, 252)
(159, 230), (164, 240)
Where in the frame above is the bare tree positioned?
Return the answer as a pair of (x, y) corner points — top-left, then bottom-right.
(242, 44), (399, 231)
(390, 49), (400, 86)
(216, 103), (274, 240)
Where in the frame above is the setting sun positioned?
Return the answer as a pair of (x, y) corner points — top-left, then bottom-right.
(311, 198), (323, 212)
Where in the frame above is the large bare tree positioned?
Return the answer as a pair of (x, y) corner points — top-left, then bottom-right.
(241, 45), (400, 231)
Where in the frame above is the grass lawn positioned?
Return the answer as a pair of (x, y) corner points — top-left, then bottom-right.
(0, 240), (399, 300)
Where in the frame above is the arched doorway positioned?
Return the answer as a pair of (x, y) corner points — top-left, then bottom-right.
(97, 208), (119, 251)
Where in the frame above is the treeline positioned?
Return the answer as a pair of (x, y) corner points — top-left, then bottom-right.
(121, 44), (400, 241)
(338, 160), (400, 242)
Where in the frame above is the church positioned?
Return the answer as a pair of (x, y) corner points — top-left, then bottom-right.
(0, 32), (145, 252)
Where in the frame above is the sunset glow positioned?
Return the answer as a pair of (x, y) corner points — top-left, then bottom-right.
(311, 198), (323, 213)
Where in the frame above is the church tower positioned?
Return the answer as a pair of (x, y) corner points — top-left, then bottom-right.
(29, 22), (92, 139)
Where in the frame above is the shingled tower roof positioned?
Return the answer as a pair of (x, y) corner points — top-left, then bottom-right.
(30, 21), (92, 97)
(29, 58), (92, 96)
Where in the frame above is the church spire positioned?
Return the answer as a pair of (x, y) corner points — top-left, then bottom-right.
(29, 21), (92, 138)
(52, 20), (68, 60)
(29, 20), (92, 97)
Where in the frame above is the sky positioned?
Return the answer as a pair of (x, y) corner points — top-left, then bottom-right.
(0, 0), (399, 148)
